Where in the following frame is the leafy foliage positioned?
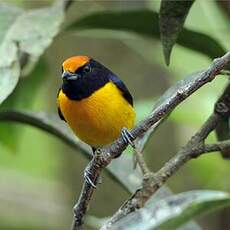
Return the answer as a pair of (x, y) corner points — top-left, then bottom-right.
(159, 0), (195, 65)
(0, 1), (67, 105)
(0, 59), (47, 148)
(112, 190), (230, 230)
(67, 9), (226, 62)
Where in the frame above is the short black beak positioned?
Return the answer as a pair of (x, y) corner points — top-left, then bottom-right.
(62, 71), (78, 81)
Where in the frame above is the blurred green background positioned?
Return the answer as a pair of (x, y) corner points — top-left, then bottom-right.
(0, 0), (230, 229)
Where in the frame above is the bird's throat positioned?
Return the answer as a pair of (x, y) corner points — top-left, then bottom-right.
(62, 73), (109, 100)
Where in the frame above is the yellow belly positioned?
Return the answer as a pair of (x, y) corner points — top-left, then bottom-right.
(58, 82), (135, 147)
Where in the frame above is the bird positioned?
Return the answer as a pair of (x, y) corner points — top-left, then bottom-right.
(57, 55), (135, 186)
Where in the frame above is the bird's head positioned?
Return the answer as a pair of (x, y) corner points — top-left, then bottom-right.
(62, 56), (91, 82)
(61, 55), (110, 100)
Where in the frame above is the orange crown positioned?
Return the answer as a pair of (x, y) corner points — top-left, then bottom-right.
(62, 56), (90, 73)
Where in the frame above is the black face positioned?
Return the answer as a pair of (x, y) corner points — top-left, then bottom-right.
(61, 59), (110, 100)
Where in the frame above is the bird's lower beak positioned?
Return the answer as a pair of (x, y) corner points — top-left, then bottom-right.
(62, 71), (78, 81)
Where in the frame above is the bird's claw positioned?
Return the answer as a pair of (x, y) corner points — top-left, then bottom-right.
(84, 165), (102, 188)
(121, 127), (135, 148)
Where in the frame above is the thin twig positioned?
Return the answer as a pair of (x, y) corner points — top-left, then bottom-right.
(204, 140), (230, 153)
(72, 52), (230, 229)
(133, 147), (150, 175)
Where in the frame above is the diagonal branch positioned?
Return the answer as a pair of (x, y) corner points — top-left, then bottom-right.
(72, 52), (230, 229)
(0, 111), (90, 154)
(101, 81), (230, 229)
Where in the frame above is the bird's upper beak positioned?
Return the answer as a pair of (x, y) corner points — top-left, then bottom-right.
(62, 71), (78, 81)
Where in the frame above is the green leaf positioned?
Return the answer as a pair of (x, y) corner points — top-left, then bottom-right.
(0, 59), (47, 149)
(186, 1), (230, 51)
(0, 1), (67, 105)
(111, 190), (230, 230)
(0, 4), (24, 44)
(67, 10), (226, 64)
(159, 0), (195, 65)
(0, 4), (22, 104)
(67, 10), (158, 36)
(0, 60), (20, 106)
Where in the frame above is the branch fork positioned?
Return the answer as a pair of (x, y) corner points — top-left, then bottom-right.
(71, 52), (230, 229)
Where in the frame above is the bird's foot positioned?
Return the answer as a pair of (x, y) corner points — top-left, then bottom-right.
(121, 127), (135, 148)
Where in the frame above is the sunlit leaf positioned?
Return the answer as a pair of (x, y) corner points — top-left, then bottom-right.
(159, 0), (195, 65)
(111, 190), (230, 230)
(0, 3), (24, 44)
(0, 1), (67, 105)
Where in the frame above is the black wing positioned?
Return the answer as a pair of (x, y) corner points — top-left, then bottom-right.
(108, 74), (133, 106)
(57, 88), (66, 121)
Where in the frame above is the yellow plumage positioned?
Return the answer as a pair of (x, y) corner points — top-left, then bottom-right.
(58, 82), (135, 147)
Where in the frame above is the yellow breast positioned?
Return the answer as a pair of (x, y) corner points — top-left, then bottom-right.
(58, 82), (135, 147)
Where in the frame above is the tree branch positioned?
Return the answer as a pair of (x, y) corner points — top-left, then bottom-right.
(72, 52), (230, 229)
(204, 140), (230, 153)
(0, 111), (90, 154)
(133, 147), (151, 175)
(102, 80), (230, 229)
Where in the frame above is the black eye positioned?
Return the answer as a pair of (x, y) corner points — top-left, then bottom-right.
(83, 64), (91, 73)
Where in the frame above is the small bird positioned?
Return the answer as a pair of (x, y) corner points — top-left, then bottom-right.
(57, 55), (135, 186)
